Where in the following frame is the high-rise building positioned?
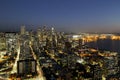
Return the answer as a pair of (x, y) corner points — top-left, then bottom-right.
(51, 27), (55, 35)
(37, 28), (41, 37)
(17, 59), (37, 76)
(21, 25), (25, 35)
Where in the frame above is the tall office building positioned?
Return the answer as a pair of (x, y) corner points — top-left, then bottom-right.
(51, 27), (58, 50)
(51, 27), (55, 35)
(37, 28), (41, 37)
(21, 25), (25, 35)
(17, 59), (37, 76)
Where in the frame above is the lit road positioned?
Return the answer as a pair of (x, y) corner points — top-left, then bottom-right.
(11, 45), (20, 74)
(30, 45), (46, 80)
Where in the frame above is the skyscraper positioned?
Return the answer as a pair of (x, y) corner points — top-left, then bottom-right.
(20, 26), (25, 35)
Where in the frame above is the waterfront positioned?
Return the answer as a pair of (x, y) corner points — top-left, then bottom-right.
(87, 39), (120, 53)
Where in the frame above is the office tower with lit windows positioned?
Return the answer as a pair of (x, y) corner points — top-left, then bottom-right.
(17, 59), (37, 76)
(20, 25), (25, 35)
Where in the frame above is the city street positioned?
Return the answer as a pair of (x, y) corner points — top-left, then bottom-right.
(11, 45), (20, 74)
(30, 45), (46, 80)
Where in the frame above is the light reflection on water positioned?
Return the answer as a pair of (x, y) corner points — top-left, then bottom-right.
(87, 39), (120, 53)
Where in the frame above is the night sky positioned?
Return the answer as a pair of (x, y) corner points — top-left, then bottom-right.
(0, 0), (120, 33)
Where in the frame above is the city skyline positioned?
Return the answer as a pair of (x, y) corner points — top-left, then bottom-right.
(0, 0), (120, 33)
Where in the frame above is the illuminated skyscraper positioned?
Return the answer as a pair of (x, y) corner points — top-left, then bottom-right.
(51, 27), (55, 35)
(17, 59), (37, 76)
(37, 28), (41, 37)
(21, 25), (25, 35)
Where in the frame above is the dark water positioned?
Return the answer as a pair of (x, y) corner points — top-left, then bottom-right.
(87, 39), (120, 53)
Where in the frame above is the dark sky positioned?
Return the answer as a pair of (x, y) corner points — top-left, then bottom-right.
(0, 0), (120, 33)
